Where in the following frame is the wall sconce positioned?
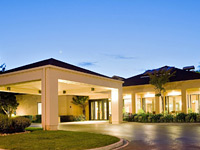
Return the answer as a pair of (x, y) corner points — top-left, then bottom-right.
(7, 87), (11, 91)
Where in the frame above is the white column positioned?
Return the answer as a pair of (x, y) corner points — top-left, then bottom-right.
(131, 93), (136, 114)
(181, 89), (187, 113)
(111, 88), (123, 124)
(155, 96), (160, 114)
(41, 68), (46, 130)
(41, 68), (58, 130)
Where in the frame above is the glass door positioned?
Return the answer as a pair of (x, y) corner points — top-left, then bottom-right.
(89, 99), (109, 120)
(165, 96), (182, 113)
(188, 94), (200, 113)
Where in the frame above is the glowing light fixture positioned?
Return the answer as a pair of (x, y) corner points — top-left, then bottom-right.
(167, 90), (181, 96)
(123, 94), (131, 99)
(144, 92), (155, 98)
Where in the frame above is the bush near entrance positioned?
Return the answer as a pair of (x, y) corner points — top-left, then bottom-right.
(0, 114), (31, 133)
(123, 112), (200, 123)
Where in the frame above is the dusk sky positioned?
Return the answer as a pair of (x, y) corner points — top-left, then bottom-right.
(1, 0), (200, 78)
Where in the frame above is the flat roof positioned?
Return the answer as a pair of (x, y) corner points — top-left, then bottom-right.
(0, 58), (111, 79)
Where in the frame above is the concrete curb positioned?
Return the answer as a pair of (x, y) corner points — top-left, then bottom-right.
(114, 139), (129, 150)
(0, 139), (127, 150)
(87, 138), (124, 150)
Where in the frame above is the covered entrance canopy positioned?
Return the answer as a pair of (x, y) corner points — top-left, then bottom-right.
(0, 58), (123, 130)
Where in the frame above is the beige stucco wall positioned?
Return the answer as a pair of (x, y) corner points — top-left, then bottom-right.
(16, 95), (41, 115)
(59, 95), (83, 117)
(16, 94), (86, 118)
(16, 94), (111, 120)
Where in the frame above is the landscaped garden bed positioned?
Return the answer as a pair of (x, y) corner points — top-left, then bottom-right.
(123, 112), (200, 123)
(0, 114), (120, 150)
(0, 127), (120, 150)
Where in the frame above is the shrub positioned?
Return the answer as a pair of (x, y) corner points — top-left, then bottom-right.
(12, 117), (31, 132)
(148, 116), (152, 122)
(190, 118), (195, 123)
(123, 113), (137, 122)
(160, 116), (164, 122)
(197, 115), (200, 122)
(176, 113), (186, 122)
(151, 114), (163, 123)
(74, 115), (86, 121)
(138, 116), (143, 122)
(60, 115), (74, 122)
(0, 114), (12, 133)
(140, 113), (150, 123)
(138, 109), (145, 115)
(33, 115), (41, 123)
(123, 113), (132, 121)
(134, 115), (138, 122)
(163, 114), (173, 122)
(188, 108), (193, 114)
(128, 112), (199, 123)
(131, 114), (137, 122)
(185, 113), (198, 122)
(173, 116), (177, 122)
(22, 115), (41, 123)
(22, 115), (33, 121)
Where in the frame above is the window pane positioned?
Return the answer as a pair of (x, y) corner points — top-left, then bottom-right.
(38, 103), (42, 115)
(136, 98), (141, 113)
(124, 99), (132, 113)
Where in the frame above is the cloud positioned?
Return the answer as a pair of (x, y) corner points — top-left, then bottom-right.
(78, 61), (97, 67)
(104, 54), (136, 60)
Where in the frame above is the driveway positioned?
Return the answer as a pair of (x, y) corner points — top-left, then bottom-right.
(58, 122), (200, 150)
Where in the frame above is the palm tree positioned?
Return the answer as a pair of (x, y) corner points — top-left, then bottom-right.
(71, 96), (89, 116)
(147, 67), (176, 113)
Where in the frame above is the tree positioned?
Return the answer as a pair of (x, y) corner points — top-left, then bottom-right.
(71, 96), (89, 116)
(147, 67), (176, 113)
(0, 63), (6, 72)
(196, 65), (200, 73)
(0, 92), (19, 117)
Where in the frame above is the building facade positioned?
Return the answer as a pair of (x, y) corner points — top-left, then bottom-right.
(123, 66), (200, 115)
(0, 59), (200, 130)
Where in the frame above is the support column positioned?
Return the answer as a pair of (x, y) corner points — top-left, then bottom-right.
(181, 89), (187, 113)
(155, 96), (160, 114)
(140, 94), (143, 111)
(41, 68), (58, 130)
(111, 87), (123, 124)
(131, 93), (136, 114)
(41, 69), (46, 130)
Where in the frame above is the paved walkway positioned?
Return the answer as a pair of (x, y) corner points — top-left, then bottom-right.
(58, 122), (200, 150)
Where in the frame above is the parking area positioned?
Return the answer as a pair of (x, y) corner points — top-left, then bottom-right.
(58, 122), (200, 150)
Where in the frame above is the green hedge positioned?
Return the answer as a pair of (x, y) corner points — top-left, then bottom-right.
(0, 114), (12, 133)
(22, 115), (41, 123)
(123, 112), (200, 123)
(12, 117), (31, 132)
(0, 114), (31, 133)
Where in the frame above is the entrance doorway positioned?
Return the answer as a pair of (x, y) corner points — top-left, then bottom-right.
(89, 99), (109, 120)
(165, 96), (182, 113)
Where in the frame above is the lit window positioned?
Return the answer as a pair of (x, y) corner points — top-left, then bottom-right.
(124, 98), (132, 113)
(38, 103), (42, 115)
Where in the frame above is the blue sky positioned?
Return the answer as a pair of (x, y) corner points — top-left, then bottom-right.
(0, 0), (200, 78)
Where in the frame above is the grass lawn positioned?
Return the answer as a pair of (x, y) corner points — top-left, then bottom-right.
(0, 127), (120, 150)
